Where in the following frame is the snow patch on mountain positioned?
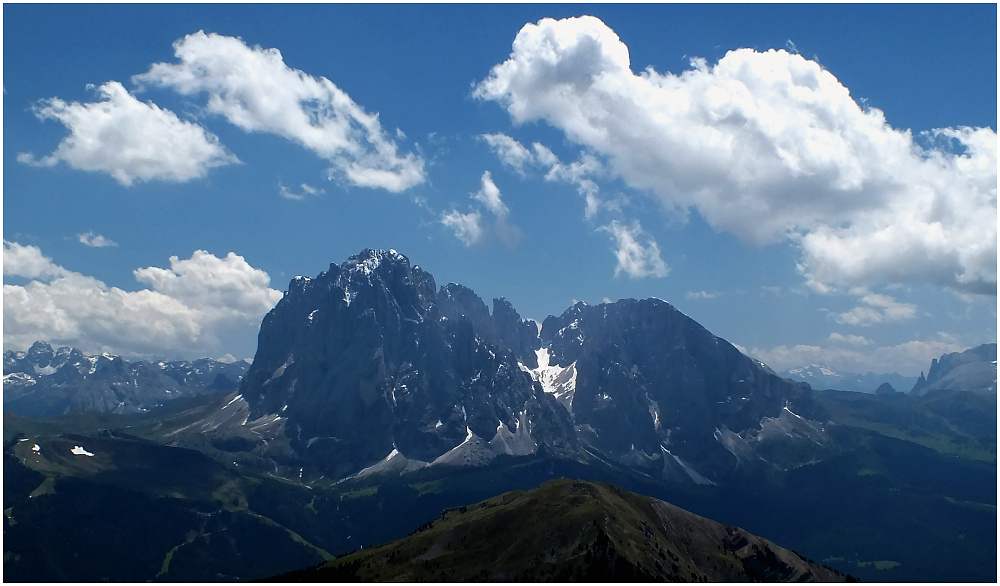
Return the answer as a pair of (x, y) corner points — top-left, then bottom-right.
(70, 445), (95, 456)
(525, 348), (577, 415)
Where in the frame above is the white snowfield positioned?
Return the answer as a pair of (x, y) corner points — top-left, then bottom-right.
(70, 445), (95, 456)
(523, 348), (577, 415)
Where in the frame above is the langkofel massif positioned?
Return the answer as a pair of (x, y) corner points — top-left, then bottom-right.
(233, 248), (825, 485)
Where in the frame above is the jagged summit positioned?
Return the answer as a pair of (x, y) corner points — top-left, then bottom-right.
(341, 247), (409, 273)
(910, 343), (997, 395)
(241, 249), (573, 480)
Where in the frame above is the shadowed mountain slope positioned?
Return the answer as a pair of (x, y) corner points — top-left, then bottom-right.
(273, 478), (848, 582)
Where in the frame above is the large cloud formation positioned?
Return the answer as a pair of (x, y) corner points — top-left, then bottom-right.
(133, 31), (425, 192)
(475, 15), (996, 295)
(3, 241), (282, 357)
(18, 81), (237, 186)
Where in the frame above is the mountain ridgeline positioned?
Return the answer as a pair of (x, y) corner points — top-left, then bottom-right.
(238, 249), (821, 485)
(275, 478), (847, 582)
(3, 342), (248, 417)
(911, 343), (998, 396)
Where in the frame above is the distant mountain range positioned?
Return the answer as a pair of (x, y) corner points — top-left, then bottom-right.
(780, 364), (918, 394)
(782, 344), (996, 395)
(911, 343), (997, 396)
(274, 478), (847, 582)
(3, 341), (248, 417)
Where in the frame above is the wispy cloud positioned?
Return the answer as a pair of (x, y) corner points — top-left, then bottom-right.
(749, 333), (965, 375)
(834, 290), (917, 326)
(471, 170), (508, 218)
(440, 210), (484, 246)
(828, 332), (872, 346)
(481, 133), (605, 219)
(602, 220), (668, 279)
(441, 171), (519, 247)
(278, 182), (325, 201)
(77, 231), (118, 248)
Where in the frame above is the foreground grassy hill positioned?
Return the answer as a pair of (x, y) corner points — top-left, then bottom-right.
(273, 478), (849, 582)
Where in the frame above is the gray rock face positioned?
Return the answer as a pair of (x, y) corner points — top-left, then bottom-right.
(437, 284), (541, 368)
(2, 341), (248, 417)
(185, 249), (831, 484)
(540, 299), (817, 479)
(911, 343), (998, 396)
(240, 249), (575, 480)
(239, 251), (833, 484)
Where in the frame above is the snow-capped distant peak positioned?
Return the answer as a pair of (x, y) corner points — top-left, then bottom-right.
(787, 364), (837, 377)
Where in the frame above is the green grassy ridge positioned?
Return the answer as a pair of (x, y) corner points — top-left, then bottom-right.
(272, 478), (848, 582)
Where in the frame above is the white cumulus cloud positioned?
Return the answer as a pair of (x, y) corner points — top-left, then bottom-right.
(134, 31), (425, 192)
(3, 242), (282, 357)
(3, 240), (69, 280)
(18, 81), (238, 186)
(475, 15), (997, 295)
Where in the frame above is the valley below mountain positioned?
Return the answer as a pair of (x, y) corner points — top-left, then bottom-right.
(3, 249), (996, 582)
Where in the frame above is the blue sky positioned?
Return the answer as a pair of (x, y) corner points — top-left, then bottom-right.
(3, 4), (996, 376)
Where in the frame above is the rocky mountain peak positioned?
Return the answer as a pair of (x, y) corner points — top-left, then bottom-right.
(911, 343), (998, 395)
(26, 341), (56, 366)
(237, 251), (826, 485)
(240, 249), (574, 480)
